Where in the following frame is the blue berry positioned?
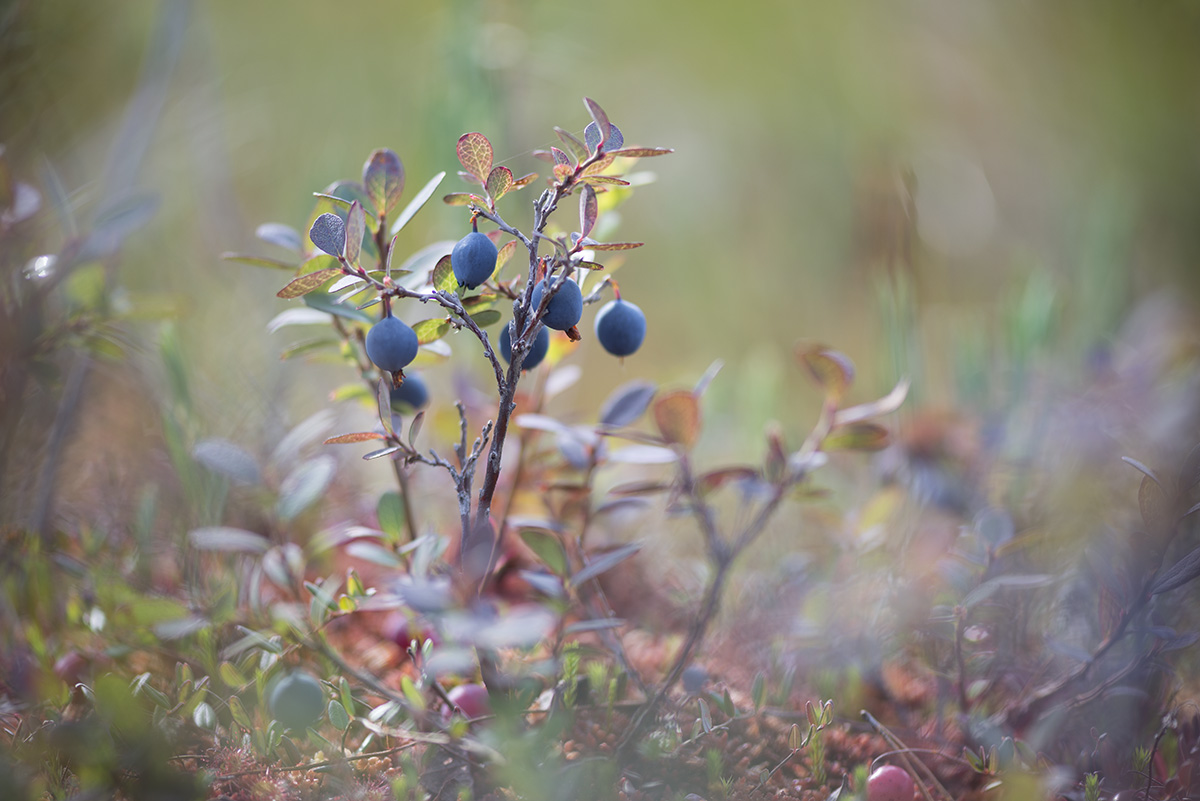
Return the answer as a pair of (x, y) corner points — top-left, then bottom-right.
(531, 277), (583, 331)
(389, 373), (429, 411)
(268, 671), (325, 731)
(594, 298), (645, 357)
(499, 323), (549, 370)
(365, 315), (418, 372)
(451, 232), (498, 290)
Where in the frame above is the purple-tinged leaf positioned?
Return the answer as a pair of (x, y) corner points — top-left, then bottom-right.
(1139, 475), (1171, 534)
(1180, 442), (1200, 493)
(456, 132), (493, 182)
(835, 377), (910, 426)
(312, 192), (378, 222)
(581, 155), (616, 176)
(378, 379), (394, 436)
(1152, 544), (1200, 595)
(607, 480), (671, 497)
(391, 171), (445, 236)
(344, 200), (366, 264)
(511, 172), (538, 189)
(552, 164), (573, 182)
(588, 241), (643, 251)
(599, 380), (657, 427)
(823, 422), (891, 452)
(443, 192), (482, 207)
(408, 411), (424, 448)
(578, 175), (631, 188)
(579, 184), (598, 240)
(256, 222), (303, 252)
(189, 527), (269, 553)
(491, 240), (518, 281)
(362, 148), (405, 218)
(324, 432), (387, 445)
(697, 467), (760, 494)
(363, 446), (403, 461)
(277, 268), (342, 299)
(606, 147), (673, 158)
(485, 165), (513, 201)
(413, 319), (451, 344)
(798, 344), (855, 402)
(570, 542), (641, 586)
(309, 213), (346, 258)
(193, 439), (261, 486)
(584, 121), (624, 153)
(222, 252), (296, 271)
(554, 126), (589, 161)
(654, 391), (701, 449)
(550, 147), (572, 166)
(1123, 456), (1165, 493)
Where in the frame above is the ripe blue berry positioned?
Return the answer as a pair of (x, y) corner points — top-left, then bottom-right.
(451, 232), (498, 290)
(594, 298), (645, 357)
(365, 315), (418, 372)
(499, 323), (549, 370)
(268, 671), (325, 731)
(389, 373), (429, 412)
(531, 277), (583, 331)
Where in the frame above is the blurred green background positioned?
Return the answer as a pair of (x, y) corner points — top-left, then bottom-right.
(5, 0), (1200, 460)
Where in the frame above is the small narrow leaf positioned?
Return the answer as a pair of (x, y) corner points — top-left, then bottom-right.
(553, 126), (589, 161)
(520, 529), (568, 576)
(491, 240), (518, 281)
(835, 377), (910, 426)
(193, 439), (261, 486)
(221, 253), (297, 271)
(323, 432), (387, 445)
(309, 213), (346, 258)
(413, 318), (451, 344)
(344, 200), (366, 264)
(442, 192), (483, 206)
(578, 175), (630, 188)
(391, 171), (446, 235)
(606, 147), (674, 158)
(189, 527), (269, 553)
(1123, 456), (1165, 492)
(364, 446), (403, 461)
(362, 148), (405, 218)
(698, 698), (713, 732)
(511, 172), (538, 189)
(587, 241), (643, 251)
(1139, 475), (1171, 534)
(1151, 545), (1200, 594)
(485, 165), (513, 201)
(579, 184), (598, 240)
(570, 542), (641, 586)
(408, 411), (425, 448)
(583, 98), (612, 146)
(752, 673), (766, 713)
(276, 268), (342, 299)
(456, 132), (493, 182)
(377, 379), (394, 436)
(654, 390), (702, 449)
(599, 380), (657, 427)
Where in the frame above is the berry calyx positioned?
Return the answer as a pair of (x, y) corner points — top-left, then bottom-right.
(268, 671), (326, 731)
(365, 314), (418, 373)
(594, 297), (646, 357)
(451, 231), (498, 290)
(531, 277), (583, 331)
(499, 323), (550, 370)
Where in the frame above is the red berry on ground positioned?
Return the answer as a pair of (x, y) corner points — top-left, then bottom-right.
(868, 764), (915, 801)
(447, 683), (491, 718)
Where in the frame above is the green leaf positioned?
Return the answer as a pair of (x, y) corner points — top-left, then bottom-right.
(227, 695), (253, 730)
(578, 175), (630, 188)
(486, 165), (513, 202)
(278, 337), (340, 361)
(553, 126), (589, 161)
(189, 527), (269, 553)
(491, 240), (519, 281)
(822, 422), (890, 452)
(752, 673), (766, 713)
(520, 529), (567, 575)
(222, 252), (296, 271)
(432, 254), (458, 294)
(408, 411), (424, 448)
(469, 309), (501, 328)
(344, 201), (366, 265)
(442, 193), (482, 207)
(653, 390), (702, 449)
(512, 172), (538, 189)
(413, 318), (450, 344)
(587, 241), (643, 251)
(391, 171), (446, 236)
(277, 268), (342, 299)
(344, 541), (403, 568)
(276, 456), (336, 521)
(363, 148), (405, 218)
(377, 378), (394, 436)
(698, 698), (712, 732)
(457, 132), (493, 182)
(193, 701), (217, 730)
(798, 344), (855, 402)
(328, 698), (351, 730)
(570, 542), (641, 586)
(377, 491), (405, 542)
(302, 291), (373, 324)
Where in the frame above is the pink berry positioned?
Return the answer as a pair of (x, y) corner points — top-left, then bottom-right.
(447, 683), (491, 718)
(868, 765), (915, 801)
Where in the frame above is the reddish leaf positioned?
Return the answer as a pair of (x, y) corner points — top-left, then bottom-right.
(798, 344), (855, 402)
(486, 165), (513, 202)
(823, 422), (891, 452)
(277, 268), (342, 299)
(574, 260), (605, 271)
(324, 432), (387, 445)
(697, 467), (760, 494)
(492, 240), (518, 280)
(588, 241), (643, 251)
(579, 175), (631, 187)
(550, 147), (572, 166)
(606, 147), (675, 158)
(583, 97), (612, 146)
(511, 172), (539, 189)
(1139, 474), (1171, 535)
(608, 481), (671, 497)
(456, 132), (493, 182)
(554, 127), (589, 161)
(553, 164), (573, 182)
(654, 390), (702, 449)
(362, 148), (405, 217)
(581, 155), (616, 176)
(344, 200), (366, 264)
(579, 184), (598, 240)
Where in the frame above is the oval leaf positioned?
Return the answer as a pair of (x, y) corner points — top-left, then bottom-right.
(570, 542), (641, 586)
(413, 318), (451, 344)
(457, 133), (493, 182)
(606, 147), (674, 158)
(579, 183), (598, 240)
(582, 98), (612, 147)
(486, 165), (513, 201)
(277, 267), (342, 299)
(599, 380), (657, 427)
(520, 529), (568, 576)
(344, 200), (366, 264)
(431, 254), (457, 293)
(822, 422), (890, 452)
(309, 213), (346, 258)
(469, 309), (501, 328)
(323, 432), (387, 445)
(654, 390), (701, 449)
(276, 456), (336, 521)
(799, 344), (855, 401)
(363, 148), (405, 217)
(192, 439), (261, 486)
